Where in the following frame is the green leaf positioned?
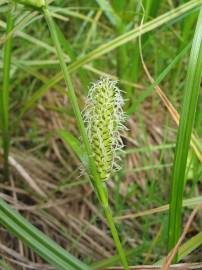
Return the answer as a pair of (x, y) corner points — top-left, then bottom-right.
(57, 129), (88, 167)
(168, 5), (202, 259)
(0, 198), (92, 270)
(95, 0), (122, 27)
(178, 231), (202, 260)
(156, 229), (202, 265)
(0, 4), (14, 180)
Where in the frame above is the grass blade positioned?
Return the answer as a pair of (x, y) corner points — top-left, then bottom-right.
(156, 230), (202, 265)
(178, 231), (202, 260)
(168, 5), (202, 259)
(0, 198), (91, 270)
(115, 195), (202, 220)
(95, 0), (121, 27)
(57, 129), (87, 167)
(0, 4), (14, 180)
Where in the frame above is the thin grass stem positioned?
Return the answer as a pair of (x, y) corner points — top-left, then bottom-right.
(0, 4), (14, 180)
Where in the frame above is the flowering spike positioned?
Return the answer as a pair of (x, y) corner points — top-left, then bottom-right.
(83, 77), (126, 181)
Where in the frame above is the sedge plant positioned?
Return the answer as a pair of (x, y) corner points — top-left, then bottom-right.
(2, 0), (201, 268)
(43, 5), (130, 270)
(11, 0), (130, 269)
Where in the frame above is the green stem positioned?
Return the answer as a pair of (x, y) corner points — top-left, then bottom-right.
(43, 5), (129, 270)
(0, 5), (14, 180)
(103, 204), (130, 270)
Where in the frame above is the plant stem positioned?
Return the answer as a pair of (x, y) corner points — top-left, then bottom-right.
(103, 204), (130, 269)
(43, 5), (129, 270)
(0, 5), (14, 180)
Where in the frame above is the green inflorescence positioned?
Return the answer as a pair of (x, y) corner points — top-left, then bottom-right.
(13, 0), (45, 8)
(83, 77), (125, 181)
